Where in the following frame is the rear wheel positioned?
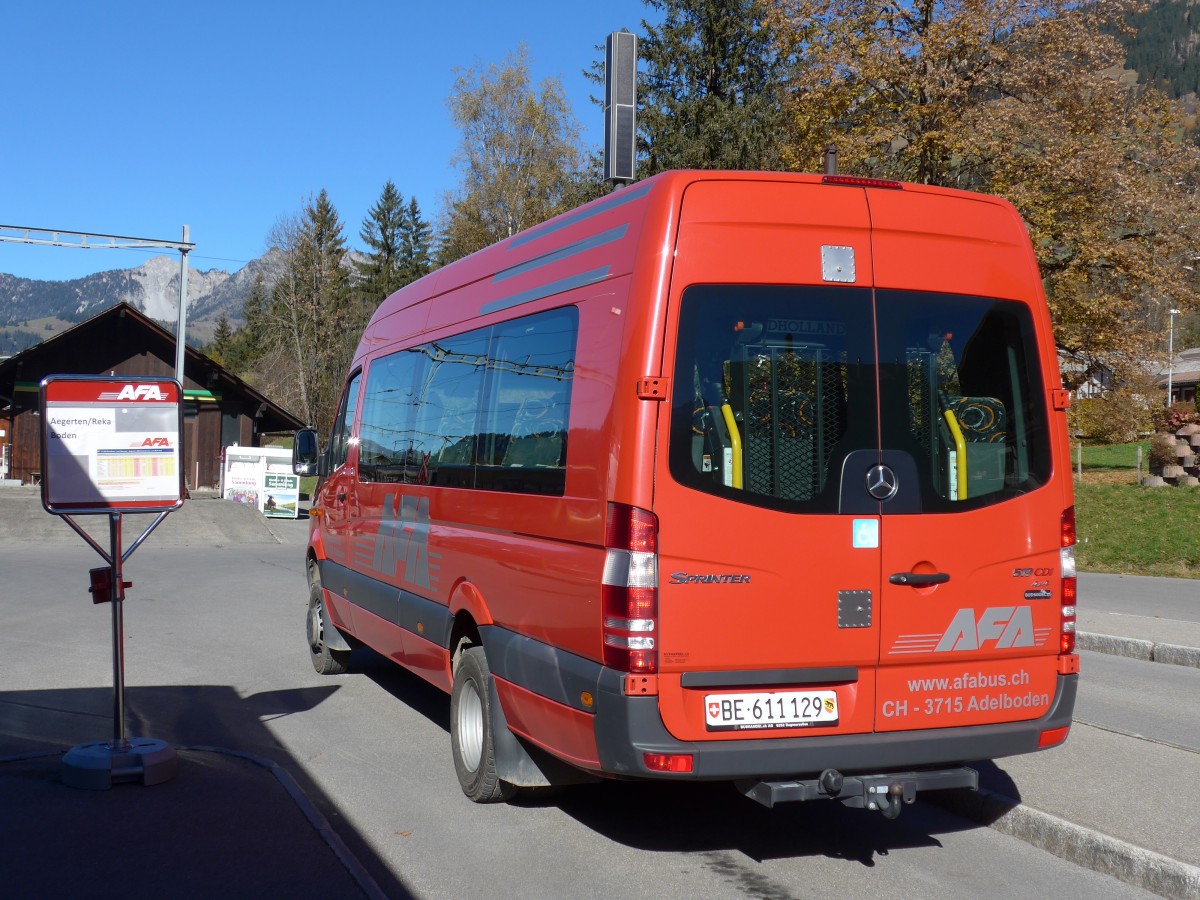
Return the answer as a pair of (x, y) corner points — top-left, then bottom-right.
(307, 580), (350, 675)
(451, 646), (516, 803)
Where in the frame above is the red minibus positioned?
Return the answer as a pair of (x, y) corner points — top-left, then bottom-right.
(293, 170), (1077, 815)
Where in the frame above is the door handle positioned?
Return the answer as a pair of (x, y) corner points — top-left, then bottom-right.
(889, 572), (950, 586)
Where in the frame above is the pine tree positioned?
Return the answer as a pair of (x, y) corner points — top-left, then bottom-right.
(357, 180), (407, 302)
(220, 273), (270, 376)
(637, 0), (785, 175)
(399, 197), (434, 285)
(206, 313), (233, 364)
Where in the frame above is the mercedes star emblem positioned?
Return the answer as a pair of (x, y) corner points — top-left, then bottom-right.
(865, 464), (898, 501)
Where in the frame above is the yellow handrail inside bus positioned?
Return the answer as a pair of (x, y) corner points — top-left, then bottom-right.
(942, 409), (968, 500)
(720, 403), (743, 489)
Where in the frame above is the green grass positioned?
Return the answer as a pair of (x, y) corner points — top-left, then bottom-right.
(1079, 440), (1150, 473)
(1075, 482), (1200, 578)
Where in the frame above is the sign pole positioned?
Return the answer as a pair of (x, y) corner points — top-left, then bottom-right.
(108, 512), (129, 752)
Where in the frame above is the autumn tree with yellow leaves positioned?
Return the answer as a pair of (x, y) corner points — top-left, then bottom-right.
(766, 0), (1200, 378)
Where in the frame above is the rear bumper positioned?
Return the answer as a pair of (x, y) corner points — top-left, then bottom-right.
(593, 669), (1077, 780)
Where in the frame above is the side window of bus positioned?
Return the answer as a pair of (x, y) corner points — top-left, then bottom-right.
(354, 307), (577, 494)
(328, 372), (362, 472)
(477, 307), (577, 495)
(411, 331), (489, 489)
(358, 350), (427, 483)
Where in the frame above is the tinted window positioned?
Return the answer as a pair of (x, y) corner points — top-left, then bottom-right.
(669, 285), (1050, 514)
(411, 332), (489, 489)
(669, 285), (876, 514)
(358, 307), (578, 496)
(876, 290), (1050, 511)
(329, 373), (361, 471)
(358, 349), (426, 483)
(477, 308), (575, 495)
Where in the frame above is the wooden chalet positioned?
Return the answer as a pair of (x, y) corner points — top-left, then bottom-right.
(0, 302), (304, 487)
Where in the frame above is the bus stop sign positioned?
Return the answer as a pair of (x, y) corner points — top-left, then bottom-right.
(40, 375), (184, 514)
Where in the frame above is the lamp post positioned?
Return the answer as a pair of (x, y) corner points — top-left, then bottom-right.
(1167, 308), (1181, 406)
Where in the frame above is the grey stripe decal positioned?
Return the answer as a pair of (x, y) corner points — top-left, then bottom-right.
(318, 559), (453, 647)
(480, 266), (611, 316)
(317, 560), (602, 714)
(494, 225), (628, 283)
(509, 181), (653, 250)
(482, 624), (602, 715)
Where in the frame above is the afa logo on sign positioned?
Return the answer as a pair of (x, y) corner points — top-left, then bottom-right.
(119, 384), (165, 401)
(99, 384), (169, 402)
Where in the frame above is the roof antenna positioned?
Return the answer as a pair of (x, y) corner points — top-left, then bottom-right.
(823, 146), (838, 176)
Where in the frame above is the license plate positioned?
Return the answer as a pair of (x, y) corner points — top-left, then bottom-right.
(705, 690), (839, 732)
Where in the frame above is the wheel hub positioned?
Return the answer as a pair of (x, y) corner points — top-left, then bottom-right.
(307, 603), (323, 652)
(456, 681), (484, 772)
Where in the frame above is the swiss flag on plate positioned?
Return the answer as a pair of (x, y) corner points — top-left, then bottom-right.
(708, 702), (721, 718)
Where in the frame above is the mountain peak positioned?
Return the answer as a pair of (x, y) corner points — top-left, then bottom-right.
(0, 257), (260, 352)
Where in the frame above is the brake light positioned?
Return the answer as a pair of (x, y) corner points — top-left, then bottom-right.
(821, 175), (904, 190)
(602, 503), (659, 674)
(1060, 506), (1077, 655)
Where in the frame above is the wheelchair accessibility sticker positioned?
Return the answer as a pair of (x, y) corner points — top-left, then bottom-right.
(853, 519), (879, 549)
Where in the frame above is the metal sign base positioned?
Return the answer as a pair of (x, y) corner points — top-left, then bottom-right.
(62, 738), (177, 790)
(57, 511), (178, 789)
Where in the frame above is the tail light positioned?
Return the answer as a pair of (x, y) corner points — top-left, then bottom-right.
(1060, 506), (1077, 655)
(602, 503), (658, 674)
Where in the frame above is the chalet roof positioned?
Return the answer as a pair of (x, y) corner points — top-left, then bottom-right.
(0, 302), (304, 432)
(1157, 347), (1200, 388)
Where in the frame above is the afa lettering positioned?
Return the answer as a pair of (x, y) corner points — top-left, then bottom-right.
(373, 493), (432, 590)
(118, 384), (166, 401)
(935, 606), (1035, 652)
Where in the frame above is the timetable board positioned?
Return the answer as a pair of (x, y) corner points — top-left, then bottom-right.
(40, 376), (184, 513)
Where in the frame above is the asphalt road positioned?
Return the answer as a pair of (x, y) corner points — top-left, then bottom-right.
(0, 520), (1161, 899)
(1074, 651), (1200, 752)
(1078, 573), (1200, 623)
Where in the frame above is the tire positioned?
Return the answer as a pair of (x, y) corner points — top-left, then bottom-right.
(307, 579), (350, 676)
(450, 646), (516, 803)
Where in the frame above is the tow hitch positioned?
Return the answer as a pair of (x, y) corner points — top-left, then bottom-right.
(735, 766), (978, 818)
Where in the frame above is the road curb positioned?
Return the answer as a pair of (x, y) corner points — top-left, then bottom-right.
(1077, 632), (1200, 669)
(934, 786), (1200, 898)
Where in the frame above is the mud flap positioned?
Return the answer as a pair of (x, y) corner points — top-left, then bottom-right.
(321, 603), (353, 652)
(486, 675), (594, 788)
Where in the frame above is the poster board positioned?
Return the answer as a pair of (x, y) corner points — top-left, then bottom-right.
(221, 446), (295, 516)
(222, 450), (265, 507)
(40, 376), (184, 514)
(262, 472), (300, 519)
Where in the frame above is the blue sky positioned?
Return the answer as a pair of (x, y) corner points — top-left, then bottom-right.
(1, 1), (654, 283)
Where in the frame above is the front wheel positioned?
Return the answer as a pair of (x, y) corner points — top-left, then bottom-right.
(307, 580), (350, 675)
(450, 646), (516, 803)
